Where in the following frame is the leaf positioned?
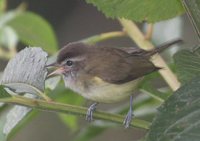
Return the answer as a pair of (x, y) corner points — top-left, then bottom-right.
(182, 0), (200, 39)
(7, 12), (58, 53)
(0, 107), (11, 141)
(4, 94), (36, 140)
(86, 0), (184, 23)
(7, 110), (39, 140)
(59, 114), (78, 131)
(146, 76), (200, 141)
(1, 47), (48, 95)
(174, 48), (200, 83)
(0, 85), (11, 98)
(3, 104), (31, 135)
(0, 98), (37, 141)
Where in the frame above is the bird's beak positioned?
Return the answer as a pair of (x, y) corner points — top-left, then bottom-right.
(46, 62), (65, 77)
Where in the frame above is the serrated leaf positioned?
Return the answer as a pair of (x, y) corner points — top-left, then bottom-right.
(174, 49), (200, 83)
(86, 0), (184, 23)
(7, 12), (58, 53)
(1, 47), (48, 95)
(182, 0), (200, 40)
(146, 76), (200, 141)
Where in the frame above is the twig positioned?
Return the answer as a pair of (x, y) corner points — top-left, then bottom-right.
(82, 31), (126, 44)
(0, 95), (150, 129)
(144, 23), (153, 40)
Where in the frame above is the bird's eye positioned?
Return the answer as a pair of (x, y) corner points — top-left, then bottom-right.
(66, 60), (73, 66)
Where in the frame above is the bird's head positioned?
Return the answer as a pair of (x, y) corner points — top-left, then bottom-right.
(47, 42), (91, 78)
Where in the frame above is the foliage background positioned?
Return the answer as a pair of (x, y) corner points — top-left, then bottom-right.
(0, 0), (198, 141)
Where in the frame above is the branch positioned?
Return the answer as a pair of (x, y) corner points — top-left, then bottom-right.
(82, 31), (126, 44)
(0, 96), (150, 129)
(119, 19), (181, 91)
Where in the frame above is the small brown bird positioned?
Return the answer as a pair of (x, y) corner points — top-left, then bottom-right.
(47, 39), (181, 128)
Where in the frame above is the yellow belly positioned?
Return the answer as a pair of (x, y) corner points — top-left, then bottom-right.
(64, 76), (141, 103)
(84, 79), (139, 103)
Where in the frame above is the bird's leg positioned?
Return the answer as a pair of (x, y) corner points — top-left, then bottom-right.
(86, 102), (98, 122)
(123, 95), (134, 128)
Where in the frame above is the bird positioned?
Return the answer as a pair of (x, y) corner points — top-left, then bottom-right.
(47, 39), (181, 128)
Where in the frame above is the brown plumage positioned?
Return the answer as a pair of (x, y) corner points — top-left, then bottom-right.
(57, 39), (181, 84)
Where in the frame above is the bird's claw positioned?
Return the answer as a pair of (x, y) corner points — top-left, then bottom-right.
(86, 103), (98, 122)
(123, 109), (134, 128)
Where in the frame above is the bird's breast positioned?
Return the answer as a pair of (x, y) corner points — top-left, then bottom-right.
(63, 75), (140, 103)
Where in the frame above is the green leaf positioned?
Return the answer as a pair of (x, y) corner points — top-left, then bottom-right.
(7, 12), (58, 53)
(58, 114), (78, 131)
(0, 85), (11, 98)
(174, 48), (200, 83)
(182, 0), (200, 39)
(146, 76), (200, 141)
(86, 0), (184, 22)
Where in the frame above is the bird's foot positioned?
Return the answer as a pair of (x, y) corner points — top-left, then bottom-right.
(86, 102), (98, 122)
(123, 109), (134, 128)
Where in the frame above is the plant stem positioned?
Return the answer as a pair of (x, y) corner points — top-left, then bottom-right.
(144, 23), (153, 40)
(0, 96), (150, 129)
(82, 31), (126, 44)
(119, 19), (180, 91)
(0, 47), (14, 59)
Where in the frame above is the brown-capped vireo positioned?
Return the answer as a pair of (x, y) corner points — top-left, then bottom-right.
(47, 39), (181, 128)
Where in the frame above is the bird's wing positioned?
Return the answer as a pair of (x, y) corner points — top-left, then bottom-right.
(84, 47), (158, 84)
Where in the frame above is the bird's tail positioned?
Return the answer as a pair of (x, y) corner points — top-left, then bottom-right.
(146, 38), (183, 56)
